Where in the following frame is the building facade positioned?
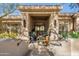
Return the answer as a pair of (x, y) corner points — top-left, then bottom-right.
(0, 5), (79, 41)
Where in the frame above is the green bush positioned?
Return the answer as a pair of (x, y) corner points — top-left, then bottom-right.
(69, 31), (79, 38)
(60, 32), (68, 39)
(0, 32), (17, 39)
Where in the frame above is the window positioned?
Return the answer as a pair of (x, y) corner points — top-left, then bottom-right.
(40, 26), (44, 31)
(35, 25), (44, 31)
(35, 26), (39, 31)
(59, 22), (68, 34)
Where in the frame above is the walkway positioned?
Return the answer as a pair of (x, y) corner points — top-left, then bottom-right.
(24, 40), (71, 56)
(25, 42), (54, 56)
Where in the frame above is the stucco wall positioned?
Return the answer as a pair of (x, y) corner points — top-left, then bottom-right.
(0, 39), (29, 56)
(75, 17), (79, 31)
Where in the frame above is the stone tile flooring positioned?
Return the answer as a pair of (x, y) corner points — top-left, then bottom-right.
(25, 40), (71, 56)
(25, 39), (79, 56)
(26, 43), (54, 56)
(71, 39), (79, 56)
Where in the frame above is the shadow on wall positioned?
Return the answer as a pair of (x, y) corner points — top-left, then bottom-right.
(0, 39), (29, 56)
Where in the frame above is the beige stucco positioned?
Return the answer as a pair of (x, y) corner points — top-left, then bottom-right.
(0, 5), (79, 40)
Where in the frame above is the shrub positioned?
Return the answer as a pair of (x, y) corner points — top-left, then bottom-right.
(0, 32), (17, 39)
(60, 32), (68, 39)
(69, 31), (79, 38)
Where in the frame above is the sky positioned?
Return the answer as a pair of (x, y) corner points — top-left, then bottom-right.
(0, 3), (79, 16)
(60, 3), (79, 13)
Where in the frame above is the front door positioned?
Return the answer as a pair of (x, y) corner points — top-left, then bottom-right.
(35, 25), (45, 36)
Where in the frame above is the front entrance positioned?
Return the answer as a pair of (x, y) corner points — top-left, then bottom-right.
(29, 15), (50, 42)
(31, 16), (49, 34)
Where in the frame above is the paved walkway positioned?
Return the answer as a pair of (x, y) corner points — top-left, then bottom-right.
(24, 40), (71, 56)
(71, 39), (79, 56)
(25, 42), (54, 56)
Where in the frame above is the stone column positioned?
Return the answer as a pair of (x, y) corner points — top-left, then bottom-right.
(49, 12), (54, 41)
(75, 16), (79, 31)
(53, 12), (59, 34)
(48, 12), (59, 52)
(73, 13), (79, 32)
(19, 12), (29, 41)
(49, 12), (59, 42)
